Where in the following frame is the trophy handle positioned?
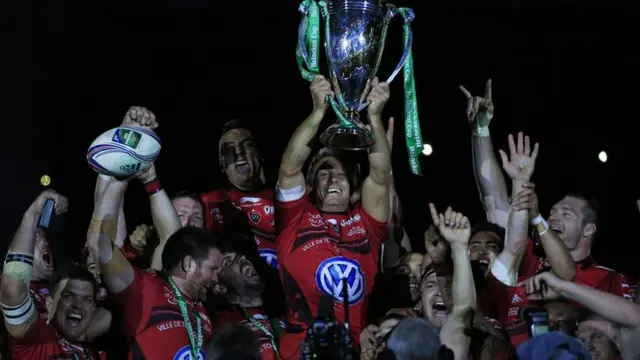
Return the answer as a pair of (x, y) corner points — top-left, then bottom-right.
(383, 5), (415, 84)
(297, 9), (312, 70)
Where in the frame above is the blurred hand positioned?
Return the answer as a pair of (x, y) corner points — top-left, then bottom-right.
(310, 75), (333, 114)
(518, 271), (564, 301)
(121, 106), (159, 130)
(367, 77), (390, 116)
(511, 183), (540, 219)
(360, 324), (379, 360)
(129, 224), (155, 252)
(460, 79), (494, 128)
(424, 225), (450, 266)
(499, 132), (539, 182)
(428, 204), (471, 248)
(135, 164), (157, 184)
(28, 190), (68, 218)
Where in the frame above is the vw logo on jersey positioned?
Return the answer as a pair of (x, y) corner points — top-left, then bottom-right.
(315, 257), (365, 305)
(173, 345), (206, 360)
(259, 249), (279, 269)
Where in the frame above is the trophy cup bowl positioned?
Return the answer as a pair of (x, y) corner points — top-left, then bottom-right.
(298, 0), (414, 150)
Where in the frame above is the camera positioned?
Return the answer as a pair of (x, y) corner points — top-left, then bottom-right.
(521, 308), (550, 338)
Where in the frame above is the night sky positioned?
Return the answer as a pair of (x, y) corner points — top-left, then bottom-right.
(1, 0), (638, 276)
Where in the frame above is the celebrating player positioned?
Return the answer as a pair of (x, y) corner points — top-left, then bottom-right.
(275, 75), (391, 358)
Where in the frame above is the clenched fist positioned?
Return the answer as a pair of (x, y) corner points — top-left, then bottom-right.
(310, 75), (334, 114)
(129, 224), (155, 252)
(121, 106), (159, 130)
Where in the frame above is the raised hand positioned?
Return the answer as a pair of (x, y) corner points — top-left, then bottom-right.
(460, 79), (494, 131)
(498, 132), (539, 182)
(511, 183), (540, 218)
(423, 225), (450, 266)
(518, 272), (563, 301)
(367, 77), (391, 117)
(428, 204), (471, 247)
(121, 106), (159, 130)
(28, 189), (69, 218)
(129, 224), (155, 252)
(310, 75), (334, 113)
(359, 324), (379, 360)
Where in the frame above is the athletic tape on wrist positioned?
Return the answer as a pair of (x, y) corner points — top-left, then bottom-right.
(2, 295), (35, 326)
(473, 126), (490, 137)
(3, 252), (34, 285)
(531, 215), (549, 236)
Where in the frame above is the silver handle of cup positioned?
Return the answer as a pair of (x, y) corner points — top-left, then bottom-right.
(297, 11), (312, 70)
(383, 5), (415, 84)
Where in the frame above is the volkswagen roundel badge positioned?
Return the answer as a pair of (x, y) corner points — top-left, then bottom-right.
(315, 256), (365, 305)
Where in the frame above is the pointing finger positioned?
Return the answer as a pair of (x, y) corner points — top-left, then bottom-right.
(459, 85), (472, 99)
(484, 79), (492, 102)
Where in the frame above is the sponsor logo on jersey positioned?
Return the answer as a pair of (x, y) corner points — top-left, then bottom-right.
(259, 249), (279, 269)
(347, 226), (366, 237)
(309, 213), (325, 228)
(249, 212), (261, 224)
(315, 257), (365, 305)
(340, 214), (361, 227)
(173, 345), (206, 360)
(263, 205), (275, 215)
(511, 294), (523, 305)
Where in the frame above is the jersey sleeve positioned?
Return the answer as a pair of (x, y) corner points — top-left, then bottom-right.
(518, 239), (539, 278)
(202, 190), (225, 231)
(111, 268), (147, 339)
(355, 202), (387, 249)
(482, 272), (510, 322)
(275, 184), (307, 231)
(120, 241), (141, 263)
(575, 267), (632, 300)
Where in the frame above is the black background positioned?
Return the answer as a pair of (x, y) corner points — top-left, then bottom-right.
(1, 0), (638, 277)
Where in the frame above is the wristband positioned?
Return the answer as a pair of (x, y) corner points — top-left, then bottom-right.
(531, 215), (549, 236)
(99, 174), (112, 182)
(473, 126), (490, 137)
(144, 178), (162, 195)
(3, 252), (34, 286)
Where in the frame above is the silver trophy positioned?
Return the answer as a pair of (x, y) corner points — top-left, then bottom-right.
(298, 0), (414, 150)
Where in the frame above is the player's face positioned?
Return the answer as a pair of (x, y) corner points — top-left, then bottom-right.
(314, 157), (350, 210)
(172, 197), (204, 228)
(221, 129), (261, 188)
(85, 253), (107, 302)
(420, 270), (446, 328)
(33, 229), (53, 281)
(219, 252), (264, 295)
(53, 279), (96, 341)
(188, 248), (222, 300)
(468, 231), (502, 277)
(544, 300), (578, 335)
(395, 253), (424, 302)
(549, 196), (589, 250)
(577, 319), (618, 360)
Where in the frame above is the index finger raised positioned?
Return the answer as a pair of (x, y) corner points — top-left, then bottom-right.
(428, 203), (439, 225)
(484, 79), (492, 101)
(459, 85), (472, 99)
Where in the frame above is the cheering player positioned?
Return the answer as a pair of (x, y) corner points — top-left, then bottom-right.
(87, 174), (222, 359)
(1, 191), (109, 359)
(275, 75), (391, 358)
(202, 119), (279, 269)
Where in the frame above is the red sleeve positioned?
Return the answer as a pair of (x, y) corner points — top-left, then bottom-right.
(111, 268), (146, 339)
(275, 186), (308, 232)
(575, 267), (633, 301)
(482, 273), (509, 322)
(120, 241), (141, 263)
(355, 202), (387, 249)
(609, 272), (634, 302)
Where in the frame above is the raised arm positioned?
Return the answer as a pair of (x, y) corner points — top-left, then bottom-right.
(94, 175), (127, 247)
(278, 75), (332, 191)
(136, 165), (182, 270)
(492, 133), (543, 284)
(512, 183), (576, 281)
(1, 191), (68, 339)
(460, 80), (509, 227)
(361, 79), (391, 222)
(430, 205), (475, 360)
(87, 179), (135, 294)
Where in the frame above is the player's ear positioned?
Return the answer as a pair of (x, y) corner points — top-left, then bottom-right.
(182, 256), (197, 276)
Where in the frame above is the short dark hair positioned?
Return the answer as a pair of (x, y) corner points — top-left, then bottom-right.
(50, 263), (98, 297)
(306, 147), (359, 199)
(471, 221), (505, 247)
(206, 324), (260, 360)
(161, 227), (218, 271)
(566, 193), (600, 229)
(171, 191), (205, 213)
(384, 317), (442, 360)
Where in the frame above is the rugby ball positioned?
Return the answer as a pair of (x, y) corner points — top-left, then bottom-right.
(87, 126), (161, 177)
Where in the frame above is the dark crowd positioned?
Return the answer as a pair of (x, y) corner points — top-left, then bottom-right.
(1, 77), (639, 360)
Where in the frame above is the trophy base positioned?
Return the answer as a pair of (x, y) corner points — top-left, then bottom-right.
(319, 123), (374, 151)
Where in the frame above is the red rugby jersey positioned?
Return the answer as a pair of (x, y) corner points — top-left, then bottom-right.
(9, 317), (105, 360)
(212, 307), (282, 360)
(202, 187), (278, 269)
(112, 269), (213, 360)
(484, 239), (633, 348)
(275, 187), (387, 360)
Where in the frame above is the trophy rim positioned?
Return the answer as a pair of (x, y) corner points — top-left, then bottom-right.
(319, 124), (374, 151)
(325, 0), (386, 16)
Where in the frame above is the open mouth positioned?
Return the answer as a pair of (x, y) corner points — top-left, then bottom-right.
(432, 300), (447, 316)
(235, 160), (250, 175)
(42, 250), (53, 269)
(327, 187), (342, 194)
(65, 312), (84, 327)
(241, 264), (257, 278)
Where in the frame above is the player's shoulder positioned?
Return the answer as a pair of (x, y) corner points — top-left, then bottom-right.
(201, 188), (228, 203)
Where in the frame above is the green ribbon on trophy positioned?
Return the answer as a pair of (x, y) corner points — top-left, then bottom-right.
(296, 0), (424, 175)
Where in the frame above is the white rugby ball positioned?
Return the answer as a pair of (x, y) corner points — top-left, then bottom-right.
(87, 126), (161, 177)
